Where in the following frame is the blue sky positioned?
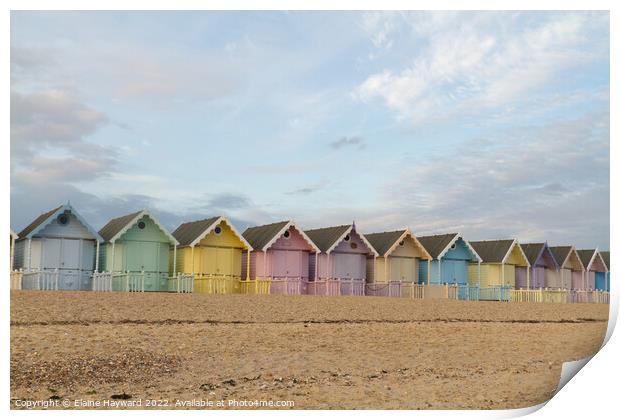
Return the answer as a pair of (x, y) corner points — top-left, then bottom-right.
(10, 11), (610, 248)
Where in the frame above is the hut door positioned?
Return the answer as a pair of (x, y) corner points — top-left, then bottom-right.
(60, 239), (81, 290)
(201, 247), (217, 275)
(441, 260), (457, 284)
(402, 258), (416, 282)
(390, 258), (401, 282)
(335, 254), (364, 280)
(216, 248), (231, 276)
(61, 239), (80, 269)
(42, 238), (62, 270)
(81, 240), (95, 290)
(271, 250), (290, 278)
(126, 241), (158, 272)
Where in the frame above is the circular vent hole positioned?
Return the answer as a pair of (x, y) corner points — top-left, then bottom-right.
(344, 234), (351, 242)
(138, 221), (146, 230)
(350, 242), (358, 249)
(57, 214), (69, 225)
(214, 225), (222, 235)
(399, 240), (405, 246)
(283, 230), (290, 239)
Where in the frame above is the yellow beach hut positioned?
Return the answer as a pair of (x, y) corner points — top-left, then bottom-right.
(172, 216), (252, 294)
(363, 229), (431, 297)
(468, 239), (530, 300)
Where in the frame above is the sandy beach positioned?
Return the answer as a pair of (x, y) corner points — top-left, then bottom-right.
(10, 291), (608, 409)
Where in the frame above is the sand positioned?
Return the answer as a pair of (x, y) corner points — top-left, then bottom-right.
(10, 291), (609, 410)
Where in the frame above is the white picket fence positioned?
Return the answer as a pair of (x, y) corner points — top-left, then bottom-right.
(169, 273), (195, 293)
(92, 272), (114, 291)
(10, 270), (23, 290)
(21, 269), (59, 290)
(269, 277), (304, 295)
(111, 271), (146, 292)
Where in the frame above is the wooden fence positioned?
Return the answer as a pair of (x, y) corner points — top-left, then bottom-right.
(510, 289), (610, 304)
(592, 290), (610, 304)
(10, 270), (23, 290)
(169, 273), (194, 293)
(22, 269), (59, 290)
(239, 278), (271, 295)
(194, 274), (240, 294)
(111, 271), (145, 292)
(306, 278), (341, 296)
(338, 279), (365, 296)
(403, 283), (425, 299)
(366, 281), (401, 297)
(92, 272), (114, 292)
(270, 277), (305, 295)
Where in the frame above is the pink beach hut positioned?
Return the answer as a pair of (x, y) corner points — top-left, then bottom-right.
(518, 243), (560, 289)
(577, 249), (608, 291)
(242, 221), (320, 295)
(304, 223), (378, 296)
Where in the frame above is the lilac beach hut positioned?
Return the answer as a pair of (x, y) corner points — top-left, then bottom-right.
(518, 243), (560, 289)
(304, 223), (378, 296)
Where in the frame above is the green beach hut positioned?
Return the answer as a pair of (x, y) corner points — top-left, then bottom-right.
(99, 209), (179, 292)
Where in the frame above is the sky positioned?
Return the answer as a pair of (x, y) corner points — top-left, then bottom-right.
(10, 11), (610, 249)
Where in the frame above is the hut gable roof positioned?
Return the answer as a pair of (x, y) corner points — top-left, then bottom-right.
(577, 249), (607, 271)
(577, 249), (595, 268)
(549, 246), (573, 266)
(17, 203), (102, 242)
(11, 229), (18, 240)
(304, 225), (351, 253)
(521, 243), (544, 265)
(99, 209), (178, 245)
(305, 224), (378, 255)
(469, 239), (525, 264)
(417, 233), (481, 261)
(521, 242), (559, 268)
(417, 233), (457, 259)
(18, 205), (63, 238)
(243, 221), (290, 250)
(243, 221), (318, 252)
(600, 251), (610, 270)
(173, 216), (252, 249)
(364, 230), (407, 256)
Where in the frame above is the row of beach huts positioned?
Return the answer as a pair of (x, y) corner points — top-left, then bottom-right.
(9, 203), (611, 303)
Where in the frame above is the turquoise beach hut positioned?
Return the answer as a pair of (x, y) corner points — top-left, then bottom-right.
(417, 233), (482, 286)
(600, 251), (610, 291)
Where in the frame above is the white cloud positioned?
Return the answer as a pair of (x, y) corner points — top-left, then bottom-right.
(355, 12), (608, 125)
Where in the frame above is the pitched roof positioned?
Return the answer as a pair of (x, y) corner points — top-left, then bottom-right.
(173, 216), (252, 249)
(243, 221), (290, 251)
(99, 210), (143, 242)
(18, 205), (63, 238)
(577, 249), (595, 268)
(364, 230), (407, 256)
(417, 233), (459, 259)
(98, 210), (178, 245)
(469, 240), (515, 263)
(304, 225), (352, 253)
(520, 243), (546, 266)
(172, 217), (220, 247)
(549, 246), (573, 266)
(600, 251), (610, 270)
(17, 204), (102, 242)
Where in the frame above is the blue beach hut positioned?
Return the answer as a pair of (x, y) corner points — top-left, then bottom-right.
(417, 233), (482, 286)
